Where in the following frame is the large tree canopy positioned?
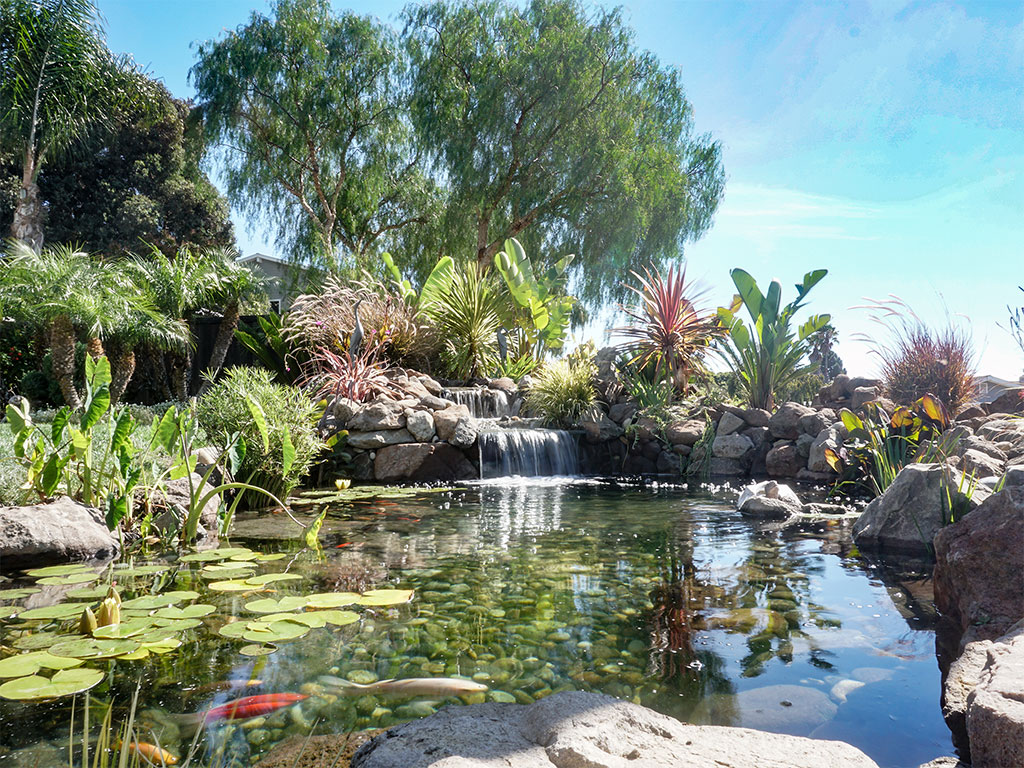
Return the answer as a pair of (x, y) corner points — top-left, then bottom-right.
(403, 0), (725, 303)
(0, 81), (233, 255)
(190, 0), (437, 272)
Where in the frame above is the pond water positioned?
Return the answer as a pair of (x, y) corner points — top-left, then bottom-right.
(0, 481), (954, 768)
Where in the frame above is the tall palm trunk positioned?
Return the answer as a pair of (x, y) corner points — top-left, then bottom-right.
(109, 347), (136, 404)
(169, 350), (192, 401)
(86, 337), (104, 360)
(50, 315), (82, 409)
(11, 154), (44, 252)
(198, 301), (240, 396)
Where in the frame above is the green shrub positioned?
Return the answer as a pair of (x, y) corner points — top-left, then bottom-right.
(196, 367), (322, 503)
(525, 355), (597, 428)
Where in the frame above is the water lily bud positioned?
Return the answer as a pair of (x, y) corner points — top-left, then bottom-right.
(79, 606), (98, 635)
(96, 597), (120, 628)
(105, 585), (121, 607)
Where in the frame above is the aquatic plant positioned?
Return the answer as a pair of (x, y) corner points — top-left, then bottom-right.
(524, 353), (597, 428)
(716, 268), (830, 410)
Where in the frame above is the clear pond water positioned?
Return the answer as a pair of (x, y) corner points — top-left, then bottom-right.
(0, 481), (953, 768)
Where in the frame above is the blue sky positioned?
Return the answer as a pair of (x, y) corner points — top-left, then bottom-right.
(97, 0), (1023, 380)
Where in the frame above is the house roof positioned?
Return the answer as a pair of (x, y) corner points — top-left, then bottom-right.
(974, 374), (1024, 389)
(236, 252), (291, 266)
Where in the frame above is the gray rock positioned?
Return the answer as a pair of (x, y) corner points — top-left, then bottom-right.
(943, 638), (994, 752)
(916, 759), (969, 768)
(737, 480), (803, 519)
(450, 418), (478, 449)
(488, 377), (518, 396)
(809, 427), (842, 473)
(717, 411), (745, 436)
(959, 448), (1003, 479)
(418, 395), (452, 411)
(1004, 466), (1024, 487)
(709, 458), (745, 476)
(830, 374), (852, 401)
(350, 690), (877, 768)
(742, 408), (772, 428)
(147, 474), (220, 540)
(373, 443), (476, 482)
(966, 620), (1024, 768)
(766, 444), (803, 477)
(404, 409), (436, 442)
(799, 409), (833, 437)
(0, 497), (119, 570)
(608, 402), (636, 424)
(666, 419), (705, 446)
(851, 386), (880, 410)
(417, 375), (443, 396)
(852, 463), (991, 557)
(848, 377), (882, 391)
(330, 396), (359, 423)
(741, 426), (770, 451)
(656, 450), (679, 474)
(713, 433), (755, 459)
(346, 429), (416, 450)
(434, 404), (472, 442)
(581, 411), (623, 443)
(769, 402), (815, 440)
(795, 432), (814, 458)
(348, 402), (406, 431)
(960, 435), (1007, 462)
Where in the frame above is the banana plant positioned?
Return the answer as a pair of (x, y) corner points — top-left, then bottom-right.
(494, 238), (576, 359)
(716, 268), (830, 410)
(381, 251), (455, 312)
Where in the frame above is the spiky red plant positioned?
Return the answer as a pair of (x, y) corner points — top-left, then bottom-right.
(299, 335), (405, 405)
(617, 265), (722, 394)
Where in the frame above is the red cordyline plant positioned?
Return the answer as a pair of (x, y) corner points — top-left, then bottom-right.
(856, 297), (977, 413)
(299, 334), (405, 405)
(616, 265), (723, 394)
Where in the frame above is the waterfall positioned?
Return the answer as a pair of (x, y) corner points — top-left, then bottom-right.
(478, 429), (580, 478)
(443, 387), (511, 419)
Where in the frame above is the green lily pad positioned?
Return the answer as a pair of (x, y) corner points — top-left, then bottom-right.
(120, 591), (199, 610)
(306, 592), (360, 609)
(36, 572), (100, 586)
(0, 651), (83, 678)
(357, 590), (414, 606)
(178, 551), (231, 563)
(0, 668), (105, 700)
(239, 644), (276, 657)
(0, 588), (41, 600)
(115, 648), (149, 661)
(153, 604), (215, 620)
(13, 633), (67, 650)
(0, 605), (20, 619)
(65, 585), (109, 600)
(208, 580), (260, 593)
(18, 603), (93, 621)
(251, 553), (286, 562)
(245, 597), (308, 614)
(151, 618), (203, 631)
(48, 637), (140, 659)
(24, 564), (94, 578)
(133, 630), (179, 645)
(91, 618), (154, 639)
(228, 552), (259, 562)
(260, 612), (327, 628)
(241, 620), (309, 644)
(217, 622), (251, 639)
(244, 573), (303, 586)
(316, 610), (360, 627)
(201, 569), (256, 581)
(114, 565), (170, 576)
(140, 637), (181, 654)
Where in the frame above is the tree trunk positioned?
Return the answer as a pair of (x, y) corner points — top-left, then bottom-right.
(198, 301), (240, 396)
(169, 352), (188, 402)
(11, 156), (43, 252)
(50, 315), (82, 410)
(109, 347), (136, 404)
(86, 337), (104, 360)
(475, 213), (492, 268)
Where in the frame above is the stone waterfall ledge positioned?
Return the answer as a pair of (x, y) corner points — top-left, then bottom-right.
(350, 691), (880, 768)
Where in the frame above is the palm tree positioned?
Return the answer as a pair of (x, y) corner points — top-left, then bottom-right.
(0, 0), (153, 250)
(1, 243), (157, 408)
(198, 250), (268, 395)
(123, 247), (214, 400)
(808, 323), (842, 382)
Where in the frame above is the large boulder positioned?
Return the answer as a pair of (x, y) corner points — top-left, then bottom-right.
(404, 410), (436, 442)
(933, 486), (1024, 641)
(737, 480), (803, 519)
(765, 444), (803, 478)
(852, 464), (991, 557)
(350, 691), (878, 768)
(0, 497), (119, 571)
(966, 620), (1024, 768)
(347, 402), (406, 431)
(581, 410), (624, 443)
(808, 426), (842, 473)
(373, 443), (476, 482)
(346, 429), (415, 450)
(958, 449), (1003, 480)
(665, 419), (705, 446)
(717, 411), (745, 436)
(712, 433), (754, 459)
(768, 402), (815, 440)
(434, 404), (472, 443)
(450, 418), (478, 450)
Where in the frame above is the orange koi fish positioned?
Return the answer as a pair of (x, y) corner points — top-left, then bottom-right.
(117, 741), (178, 766)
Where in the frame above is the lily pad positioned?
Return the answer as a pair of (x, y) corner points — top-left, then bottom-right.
(316, 610), (360, 627)
(0, 588), (41, 600)
(153, 605), (215, 620)
(66, 586), (109, 600)
(24, 564), (94, 578)
(208, 580), (257, 593)
(0, 668), (105, 700)
(13, 634), (67, 650)
(244, 573), (303, 586)
(49, 637), (140, 659)
(305, 592), (360, 609)
(217, 622), (252, 640)
(36, 572), (100, 586)
(0, 605), (20, 619)
(357, 590), (414, 606)
(244, 597), (308, 614)
(140, 637), (182, 654)
(114, 565), (170, 576)
(201, 569), (256, 581)
(239, 644), (276, 657)
(260, 612), (327, 628)
(251, 553), (286, 562)
(241, 620), (309, 644)
(151, 618), (203, 632)
(121, 591), (199, 610)
(179, 551), (232, 563)
(228, 552), (259, 562)
(91, 619), (154, 639)
(18, 603), (93, 621)
(0, 651), (83, 678)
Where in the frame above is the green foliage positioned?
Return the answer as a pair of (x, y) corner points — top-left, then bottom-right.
(0, 322), (42, 396)
(776, 370), (825, 406)
(617, 356), (677, 418)
(235, 314), (304, 385)
(825, 394), (953, 498)
(196, 367), (322, 504)
(494, 238), (576, 358)
(807, 323), (844, 382)
(420, 262), (503, 380)
(191, 0), (436, 269)
(403, 0), (724, 304)
(716, 268), (830, 410)
(524, 353), (597, 428)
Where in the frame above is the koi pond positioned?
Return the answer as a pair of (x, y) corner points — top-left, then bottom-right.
(0, 481), (954, 768)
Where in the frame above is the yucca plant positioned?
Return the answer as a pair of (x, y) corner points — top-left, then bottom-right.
(617, 264), (721, 395)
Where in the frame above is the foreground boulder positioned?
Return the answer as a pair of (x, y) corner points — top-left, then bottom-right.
(965, 620), (1024, 768)
(852, 464), (990, 557)
(0, 497), (119, 571)
(351, 691), (878, 768)
(373, 443), (477, 482)
(736, 480), (803, 519)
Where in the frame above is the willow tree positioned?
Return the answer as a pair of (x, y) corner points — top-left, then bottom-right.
(0, 0), (151, 250)
(403, 0), (725, 303)
(191, 0), (437, 272)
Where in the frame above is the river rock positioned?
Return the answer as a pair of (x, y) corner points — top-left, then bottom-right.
(0, 496), (119, 571)
(852, 463), (991, 557)
(799, 409), (833, 437)
(691, 684), (838, 737)
(737, 480), (803, 521)
(943, 637), (994, 752)
(769, 402), (815, 440)
(742, 408), (772, 428)
(766, 444), (803, 477)
(851, 386), (879, 410)
(405, 410), (436, 442)
(350, 690), (877, 768)
(809, 427), (842, 473)
(348, 402), (406, 431)
(346, 429), (416, 450)
(713, 433), (754, 459)
(666, 419), (705, 446)
(488, 378), (518, 396)
(256, 731), (383, 768)
(581, 410), (624, 442)
(373, 443), (476, 482)
(966, 619), (1024, 768)
(608, 402), (636, 424)
(717, 411), (745, 436)
(933, 486), (1024, 641)
(958, 449), (1003, 480)
(434, 404), (472, 442)
(450, 418), (478, 449)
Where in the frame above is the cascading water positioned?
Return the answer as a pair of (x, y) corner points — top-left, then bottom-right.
(478, 429), (580, 478)
(443, 387), (511, 419)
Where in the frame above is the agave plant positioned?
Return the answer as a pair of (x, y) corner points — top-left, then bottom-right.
(617, 264), (721, 395)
